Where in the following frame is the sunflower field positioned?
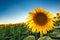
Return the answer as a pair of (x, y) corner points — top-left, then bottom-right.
(0, 8), (60, 40)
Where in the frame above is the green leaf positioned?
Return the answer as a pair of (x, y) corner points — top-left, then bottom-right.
(49, 28), (60, 39)
(38, 36), (52, 40)
(23, 35), (35, 40)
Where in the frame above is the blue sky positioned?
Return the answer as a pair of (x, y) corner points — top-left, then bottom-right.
(0, 0), (60, 24)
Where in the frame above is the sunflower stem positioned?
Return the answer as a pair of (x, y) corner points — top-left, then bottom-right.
(40, 33), (43, 40)
(35, 32), (37, 40)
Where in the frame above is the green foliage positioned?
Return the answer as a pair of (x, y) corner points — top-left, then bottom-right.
(38, 36), (52, 40)
(23, 35), (35, 40)
(0, 24), (30, 40)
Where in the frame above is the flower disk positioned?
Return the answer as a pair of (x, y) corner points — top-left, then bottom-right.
(33, 13), (48, 26)
(26, 8), (54, 34)
(56, 12), (60, 17)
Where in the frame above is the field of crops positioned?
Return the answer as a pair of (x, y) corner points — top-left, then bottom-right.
(0, 16), (60, 40)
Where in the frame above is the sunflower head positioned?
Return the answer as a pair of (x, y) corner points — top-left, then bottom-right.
(33, 11), (49, 26)
(9, 24), (14, 28)
(0, 24), (3, 29)
(53, 16), (58, 21)
(56, 12), (60, 17)
(53, 12), (60, 21)
(26, 8), (54, 34)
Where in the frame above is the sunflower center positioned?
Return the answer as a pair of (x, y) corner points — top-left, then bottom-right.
(33, 13), (48, 26)
(57, 13), (59, 16)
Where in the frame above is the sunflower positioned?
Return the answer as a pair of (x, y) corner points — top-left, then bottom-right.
(0, 24), (3, 29)
(26, 8), (54, 34)
(56, 12), (60, 17)
(53, 16), (58, 21)
(53, 12), (60, 21)
(9, 24), (14, 28)
(56, 12), (60, 19)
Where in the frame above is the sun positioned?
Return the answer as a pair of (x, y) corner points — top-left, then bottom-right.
(26, 8), (54, 34)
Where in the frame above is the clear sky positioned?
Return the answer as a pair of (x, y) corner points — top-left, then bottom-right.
(0, 0), (60, 24)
